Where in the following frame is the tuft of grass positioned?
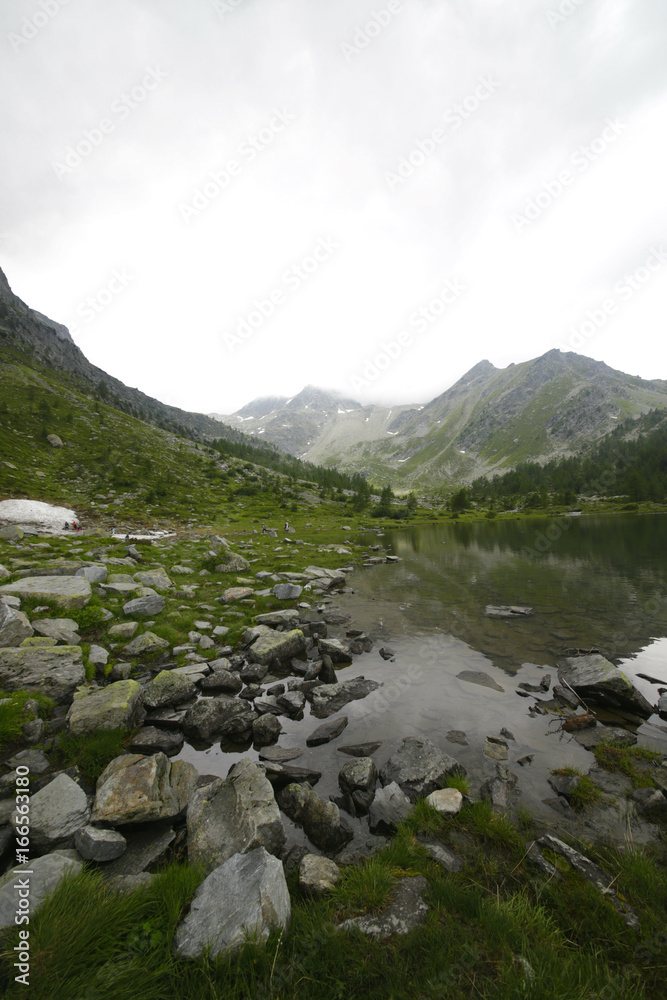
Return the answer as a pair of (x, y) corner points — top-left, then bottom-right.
(551, 767), (602, 811)
(446, 773), (471, 795)
(0, 689), (55, 751)
(329, 856), (396, 916)
(53, 728), (129, 782)
(593, 741), (661, 788)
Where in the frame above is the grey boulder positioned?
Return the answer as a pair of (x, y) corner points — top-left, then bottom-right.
(173, 847), (290, 958)
(0, 854), (83, 931)
(13, 773), (90, 852)
(187, 758), (285, 874)
(557, 654), (654, 718)
(0, 602), (33, 647)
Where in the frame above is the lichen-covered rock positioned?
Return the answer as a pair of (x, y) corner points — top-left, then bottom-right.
(122, 631), (170, 656)
(248, 628), (306, 666)
(91, 753), (197, 825)
(182, 695), (250, 742)
(142, 670), (196, 709)
(66, 679), (145, 735)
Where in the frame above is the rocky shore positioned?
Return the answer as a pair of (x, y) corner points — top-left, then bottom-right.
(0, 523), (665, 962)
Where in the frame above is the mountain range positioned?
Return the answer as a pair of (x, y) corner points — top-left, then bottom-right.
(2, 264), (666, 492)
(212, 353), (667, 487)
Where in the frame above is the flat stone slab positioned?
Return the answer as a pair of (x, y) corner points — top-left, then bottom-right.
(258, 746), (304, 763)
(338, 876), (429, 939)
(457, 670), (504, 693)
(0, 575), (92, 609)
(485, 605), (533, 616)
(31, 617), (81, 643)
(337, 742), (383, 757)
(0, 645), (85, 703)
(307, 716), (348, 747)
(99, 823), (176, 878)
(308, 677), (381, 718)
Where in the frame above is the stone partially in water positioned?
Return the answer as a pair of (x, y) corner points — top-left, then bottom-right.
(557, 654), (654, 719)
(379, 736), (465, 803)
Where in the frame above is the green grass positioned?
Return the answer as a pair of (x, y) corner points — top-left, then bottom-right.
(0, 689), (55, 751)
(2, 795), (664, 999)
(551, 767), (602, 810)
(53, 728), (130, 782)
(593, 742), (661, 788)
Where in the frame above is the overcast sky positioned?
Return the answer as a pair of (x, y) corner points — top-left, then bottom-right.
(1, 0), (666, 415)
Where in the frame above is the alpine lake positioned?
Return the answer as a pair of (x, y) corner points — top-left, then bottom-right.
(177, 512), (667, 850)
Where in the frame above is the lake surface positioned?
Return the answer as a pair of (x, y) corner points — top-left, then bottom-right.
(178, 513), (667, 846)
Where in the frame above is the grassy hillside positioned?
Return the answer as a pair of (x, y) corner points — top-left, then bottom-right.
(0, 350), (369, 530)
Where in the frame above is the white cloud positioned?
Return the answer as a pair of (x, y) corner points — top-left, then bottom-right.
(1, 0), (666, 414)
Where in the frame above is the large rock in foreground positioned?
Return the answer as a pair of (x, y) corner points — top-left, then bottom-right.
(557, 654), (654, 718)
(92, 752), (198, 825)
(0, 854), (83, 931)
(0, 575), (91, 609)
(379, 737), (465, 803)
(188, 759), (285, 874)
(67, 679), (145, 735)
(0, 645), (85, 703)
(174, 848), (290, 959)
